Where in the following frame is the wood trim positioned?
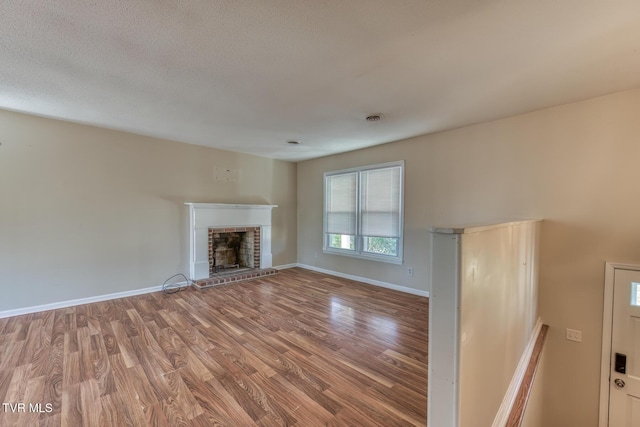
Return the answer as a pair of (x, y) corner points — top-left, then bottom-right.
(492, 319), (543, 426)
(506, 324), (549, 427)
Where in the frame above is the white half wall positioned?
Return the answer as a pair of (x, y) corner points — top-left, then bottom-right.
(429, 220), (541, 427)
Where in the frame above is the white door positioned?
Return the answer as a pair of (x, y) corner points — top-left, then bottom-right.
(609, 269), (640, 426)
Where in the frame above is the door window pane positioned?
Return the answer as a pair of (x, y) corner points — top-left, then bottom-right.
(631, 282), (640, 306)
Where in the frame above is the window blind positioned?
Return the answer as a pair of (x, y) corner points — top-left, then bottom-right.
(325, 172), (357, 235)
(360, 166), (401, 238)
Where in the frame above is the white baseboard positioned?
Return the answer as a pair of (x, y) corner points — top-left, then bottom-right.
(0, 282), (190, 319)
(297, 263), (429, 297)
(491, 317), (544, 427)
(273, 263), (299, 270)
(0, 263), (427, 319)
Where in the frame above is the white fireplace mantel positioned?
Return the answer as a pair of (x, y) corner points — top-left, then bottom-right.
(185, 203), (277, 280)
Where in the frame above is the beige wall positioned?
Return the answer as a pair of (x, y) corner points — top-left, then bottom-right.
(0, 109), (297, 312)
(297, 87), (640, 426)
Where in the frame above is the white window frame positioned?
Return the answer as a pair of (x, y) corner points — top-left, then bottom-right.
(323, 160), (404, 264)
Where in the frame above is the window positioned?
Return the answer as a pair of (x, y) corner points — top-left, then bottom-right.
(323, 161), (404, 264)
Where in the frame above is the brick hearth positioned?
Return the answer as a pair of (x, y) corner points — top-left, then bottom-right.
(193, 267), (278, 289)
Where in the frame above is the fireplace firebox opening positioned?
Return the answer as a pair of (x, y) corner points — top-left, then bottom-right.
(208, 227), (260, 277)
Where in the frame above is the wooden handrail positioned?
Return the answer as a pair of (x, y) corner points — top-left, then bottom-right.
(506, 324), (549, 426)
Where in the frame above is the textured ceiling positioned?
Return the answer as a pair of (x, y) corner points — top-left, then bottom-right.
(1, 1), (640, 161)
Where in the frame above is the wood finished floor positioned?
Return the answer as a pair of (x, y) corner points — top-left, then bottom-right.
(0, 268), (428, 426)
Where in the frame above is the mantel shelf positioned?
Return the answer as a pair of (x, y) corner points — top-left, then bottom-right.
(185, 203), (277, 209)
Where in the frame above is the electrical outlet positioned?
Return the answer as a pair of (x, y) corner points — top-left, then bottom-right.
(407, 267), (414, 277)
(566, 328), (582, 342)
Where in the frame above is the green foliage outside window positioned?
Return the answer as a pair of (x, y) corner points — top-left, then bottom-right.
(364, 236), (397, 256)
(329, 234), (355, 250)
(329, 234), (397, 256)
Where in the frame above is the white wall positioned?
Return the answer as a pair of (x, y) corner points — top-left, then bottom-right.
(297, 87), (640, 426)
(0, 109), (297, 312)
(459, 221), (539, 426)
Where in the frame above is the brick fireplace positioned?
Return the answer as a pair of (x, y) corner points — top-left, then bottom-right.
(186, 203), (278, 288)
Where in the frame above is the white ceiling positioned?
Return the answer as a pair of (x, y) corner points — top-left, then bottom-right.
(1, 1), (640, 162)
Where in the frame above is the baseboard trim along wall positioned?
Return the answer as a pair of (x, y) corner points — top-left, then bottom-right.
(296, 263), (430, 297)
(273, 263), (299, 270)
(0, 264), (426, 319)
(0, 282), (189, 319)
(491, 317), (544, 427)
